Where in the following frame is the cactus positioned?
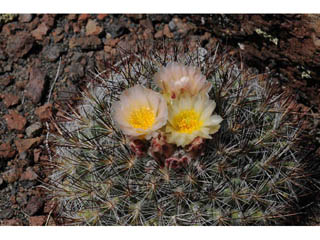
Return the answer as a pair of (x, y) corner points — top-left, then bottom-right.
(48, 40), (318, 225)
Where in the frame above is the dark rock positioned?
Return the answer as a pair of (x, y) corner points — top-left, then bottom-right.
(0, 48), (7, 60)
(0, 209), (14, 219)
(69, 36), (102, 50)
(43, 45), (62, 62)
(19, 14), (33, 23)
(105, 20), (129, 38)
(25, 122), (42, 137)
(3, 110), (27, 132)
(67, 63), (84, 80)
(24, 196), (44, 216)
(25, 66), (46, 104)
(5, 31), (34, 60)
(16, 192), (28, 206)
(149, 14), (171, 23)
(168, 20), (177, 32)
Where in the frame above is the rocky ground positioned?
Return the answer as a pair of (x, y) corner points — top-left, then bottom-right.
(0, 14), (320, 226)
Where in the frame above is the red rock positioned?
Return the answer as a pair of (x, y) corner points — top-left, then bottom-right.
(86, 19), (103, 36)
(20, 167), (38, 181)
(41, 15), (55, 28)
(78, 14), (90, 22)
(31, 23), (49, 40)
(143, 29), (153, 40)
(14, 137), (42, 154)
(43, 199), (56, 214)
(46, 216), (56, 226)
(0, 75), (13, 87)
(97, 14), (108, 20)
(24, 196), (44, 216)
(33, 148), (41, 163)
(69, 36), (102, 50)
(72, 22), (80, 33)
(5, 31), (34, 60)
(1, 218), (23, 226)
(163, 24), (173, 38)
(29, 216), (46, 226)
(4, 110), (27, 132)
(25, 66), (46, 104)
(35, 103), (52, 121)
(2, 167), (22, 183)
(67, 14), (77, 21)
(0, 142), (16, 159)
(154, 30), (164, 39)
(0, 93), (20, 108)
(105, 38), (120, 47)
(52, 27), (64, 43)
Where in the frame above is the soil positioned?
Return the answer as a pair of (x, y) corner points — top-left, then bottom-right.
(0, 14), (320, 226)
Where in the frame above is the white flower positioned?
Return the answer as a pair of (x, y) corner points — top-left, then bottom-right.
(112, 85), (168, 139)
(154, 62), (212, 100)
(166, 94), (222, 147)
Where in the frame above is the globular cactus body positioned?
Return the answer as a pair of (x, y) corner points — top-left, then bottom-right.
(49, 42), (316, 225)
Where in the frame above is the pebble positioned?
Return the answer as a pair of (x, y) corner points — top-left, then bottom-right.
(25, 122), (42, 137)
(14, 137), (42, 154)
(25, 66), (46, 104)
(0, 209), (14, 219)
(24, 196), (44, 216)
(29, 215), (46, 226)
(5, 31), (34, 60)
(86, 19), (103, 36)
(19, 14), (33, 23)
(0, 142), (16, 159)
(35, 103), (52, 121)
(3, 110), (27, 132)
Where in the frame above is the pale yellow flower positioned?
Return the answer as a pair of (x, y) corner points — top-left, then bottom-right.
(112, 85), (168, 139)
(166, 94), (222, 147)
(154, 62), (212, 99)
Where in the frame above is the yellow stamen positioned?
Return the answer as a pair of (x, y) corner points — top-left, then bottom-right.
(172, 109), (202, 133)
(128, 107), (155, 130)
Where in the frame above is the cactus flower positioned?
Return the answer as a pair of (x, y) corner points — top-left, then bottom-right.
(112, 85), (168, 139)
(154, 62), (212, 100)
(166, 94), (222, 147)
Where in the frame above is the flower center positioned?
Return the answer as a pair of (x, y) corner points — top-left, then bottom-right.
(173, 109), (203, 133)
(128, 107), (155, 130)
